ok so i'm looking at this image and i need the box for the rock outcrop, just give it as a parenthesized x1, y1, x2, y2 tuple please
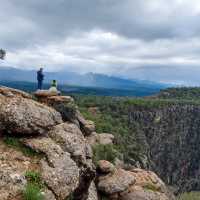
(0, 87, 62, 135)
(0, 86, 175, 200)
(97, 160, 175, 200)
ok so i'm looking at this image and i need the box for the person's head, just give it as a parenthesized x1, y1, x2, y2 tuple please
(39, 68, 43, 72)
(53, 80, 56, 83)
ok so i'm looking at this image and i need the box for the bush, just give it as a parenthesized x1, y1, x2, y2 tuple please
(92, 144, 119, 165)
(23, 183, 44, 200)
(177, 192, 200, 200)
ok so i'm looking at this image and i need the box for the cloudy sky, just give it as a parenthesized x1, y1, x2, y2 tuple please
(1, 0, 200, 85)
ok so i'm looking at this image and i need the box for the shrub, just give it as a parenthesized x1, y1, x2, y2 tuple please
(23, 183, 44, 200)
(177, 192, 200, 200)
(92, 144, 119, 165)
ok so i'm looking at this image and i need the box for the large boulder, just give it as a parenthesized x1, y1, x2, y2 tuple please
(121, 189, 170, 200)
(0, 86, 32, 99)
(0, 91, 63, 135)
(76, 111, 96, 136)
(98, 168, 135, 195)
(97, 161, 175, 200)
(47, 122, 96, 200)
(48, 122, 92, 164)
(23, 137, 80, 200)
(98, 160, 115, 174)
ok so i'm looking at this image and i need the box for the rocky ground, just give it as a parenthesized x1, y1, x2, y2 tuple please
(0, 86, 175, 200)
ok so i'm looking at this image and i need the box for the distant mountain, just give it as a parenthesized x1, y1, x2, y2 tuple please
(0, 66, 168, 90)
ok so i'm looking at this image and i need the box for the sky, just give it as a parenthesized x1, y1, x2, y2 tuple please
(1, 0, 200, 85)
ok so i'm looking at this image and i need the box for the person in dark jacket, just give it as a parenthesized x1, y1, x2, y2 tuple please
(37, 68, 44, 90)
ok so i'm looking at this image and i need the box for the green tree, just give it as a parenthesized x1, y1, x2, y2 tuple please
(0, 49, 6, 59)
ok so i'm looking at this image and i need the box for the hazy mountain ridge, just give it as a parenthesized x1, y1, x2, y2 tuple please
(0, 66, 168, 90)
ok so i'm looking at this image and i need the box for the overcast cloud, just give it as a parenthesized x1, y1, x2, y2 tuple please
(1, 0, 200, 85)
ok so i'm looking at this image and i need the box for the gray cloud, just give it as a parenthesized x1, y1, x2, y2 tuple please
(1, 0, 200, 85)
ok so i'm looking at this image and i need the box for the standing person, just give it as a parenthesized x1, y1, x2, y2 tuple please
(37, 68, 44, 90)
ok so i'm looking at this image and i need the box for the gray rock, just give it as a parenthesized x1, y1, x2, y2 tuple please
(121, 190, 169, 200)
(0, 86, 32, 99)
(23, 137, 80, 200)
(98, 168, 135, 195)
(48, 122, 92, 164)
(98, 160, 115, 174)
(77, 111, 95, 135)
(0, 94, 63, 135)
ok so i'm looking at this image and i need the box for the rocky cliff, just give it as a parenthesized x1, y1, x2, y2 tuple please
(128, 102, 200, 193)
(0, 86, 174, 200)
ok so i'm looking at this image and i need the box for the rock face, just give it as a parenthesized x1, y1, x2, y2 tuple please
(48, 122, 92, 164)
(0, 86, 32, 99)
(0, 87, 62, 135)
(0, 87, 175, 200)
(128, 104, 200, 192)
(97, 160, 175, 200)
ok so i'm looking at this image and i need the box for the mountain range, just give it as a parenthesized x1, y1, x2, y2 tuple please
(0, 66, 168, 91)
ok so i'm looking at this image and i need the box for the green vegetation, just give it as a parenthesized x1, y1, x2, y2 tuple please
(177, 192, 200, 200)
(23, 183, 44, 200)
(3, 136, 40, 157)
(92, 144, 119, 165)
(74, 95, 146, 166)
(143, 183, 160, 192)
(23, 171, 44, 200)
(25, 171, 43, 189)
(159, 87, 200, 100)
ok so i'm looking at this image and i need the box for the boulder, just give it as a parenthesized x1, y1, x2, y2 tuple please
(48, 122, 92, 163)
(48, 98, 78, 124)
(121, 189, 169, 200)
(96, 161, 175, 200)
(128, 168, 175, 200)
(98, 160, 115, 174)
(34, 90, 60, 98)
(98, 133, 115, 145)
(0, 94, 62, 135)
(98, 168, 135, 195)
(23, 137, 80, 200)
(47, 123, 96, 200)
(47, 95, 74, 104)
(77, 111, 96, 135)
(0, 86, 32, 99)
(86, 132, 114, 146)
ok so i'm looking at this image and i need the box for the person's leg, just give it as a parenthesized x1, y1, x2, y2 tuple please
(38, 81, 42, 90)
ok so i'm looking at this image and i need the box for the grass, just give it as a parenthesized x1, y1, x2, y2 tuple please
(23, 183, 44, 200)
(3, 136, 41, 157)
(177, 192, 200, 200)
(23, 171, 44, 200)
(25, 171, 43, 189)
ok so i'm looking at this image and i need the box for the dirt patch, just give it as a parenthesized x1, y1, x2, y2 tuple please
(0, 137, 41, 200)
